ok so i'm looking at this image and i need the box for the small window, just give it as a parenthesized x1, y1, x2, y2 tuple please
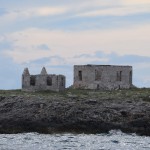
(95, 70, 101, 81)
(78, 71, 82, 81)
(47, 76, 52, 86)
(119, 71, 122, 81)
(129, 71, 132, 84)
(116, 71, 122, 81)
(56, 76, 58, 86)
(116, 72, 119, 81)
(97, 84, 100, 90)
(61, 77, 64, 86)
(30, 76, 36, 86)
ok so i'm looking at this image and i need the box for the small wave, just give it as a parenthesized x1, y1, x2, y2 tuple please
(0, 132, 149, 150)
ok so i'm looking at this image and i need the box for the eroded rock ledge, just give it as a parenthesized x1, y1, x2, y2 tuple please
(0, 89, 150, 136)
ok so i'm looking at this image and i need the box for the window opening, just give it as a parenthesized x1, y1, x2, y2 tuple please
(47, 76, 52, 86)
(97, 84, 100, 90)
(61, 77, 64, 86)
(95, 70, 101, 81)
(119, 71, 122, 81)
(117, 71, 122, 81)
(129, 71, 132, 84)
(78, 71, 82, 81)
(30, 76, 36, 86)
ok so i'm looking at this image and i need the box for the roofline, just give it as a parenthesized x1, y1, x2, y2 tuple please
(74, 64, 132, 67)
(28, 74, 65, 76)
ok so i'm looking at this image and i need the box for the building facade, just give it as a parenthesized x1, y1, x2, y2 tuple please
(22, 67, 65, 92)
(73, 65, 133, 90)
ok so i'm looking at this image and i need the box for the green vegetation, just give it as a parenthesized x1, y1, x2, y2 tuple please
(0, 88, 150, 101)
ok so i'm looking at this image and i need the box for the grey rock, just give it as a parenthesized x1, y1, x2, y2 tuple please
(0, 95, 150, 136)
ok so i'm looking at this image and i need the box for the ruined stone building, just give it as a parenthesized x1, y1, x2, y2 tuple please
(22, 67, 65, 92)
(73, 65, 133, 90)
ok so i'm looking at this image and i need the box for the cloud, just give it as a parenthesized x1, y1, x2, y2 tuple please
(108, 54, 150, 64)
(60, 0, 150, 18)
(28, 56, 66, 66)
(77, 6, 150, 17)
(122, 0, 150, 5)
(2, 22, 150, 64)
(0, 6, 68, 25)
(37, 44, 50, 50)
(0, 0, 149, 37)
(34, 7, 67, 16)
(75, 0, 150, 18)
(1, 0, 150, 27)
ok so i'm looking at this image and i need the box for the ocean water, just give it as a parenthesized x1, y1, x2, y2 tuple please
(0, 130, 150, 150)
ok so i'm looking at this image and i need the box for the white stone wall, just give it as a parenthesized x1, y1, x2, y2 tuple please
(73, 65, 133, 90)
(22, 73, 65, 92)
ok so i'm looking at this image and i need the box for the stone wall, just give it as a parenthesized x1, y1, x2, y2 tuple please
(22, 67, 65, 92)
(73, 65, 133, 90)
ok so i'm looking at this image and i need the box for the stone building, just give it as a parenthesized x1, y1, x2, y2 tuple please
(22, 67, 65, 92)
(73, 65, 133, 90)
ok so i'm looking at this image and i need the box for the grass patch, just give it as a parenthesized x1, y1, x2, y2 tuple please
(0, 88, 150, 101)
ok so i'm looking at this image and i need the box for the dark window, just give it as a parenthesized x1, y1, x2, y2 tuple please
(61, 77, 64, 86)
(47, 76, 52, 86)
(119, 71, 122, 81)
(116, 72, 119, 81)
(97, 84, 100, 90)
(95, 70, 101, 81)
(129, 71, 132, 84)
(117, 71, 122, 81)
(78, 71, 82, 81)
(30, 76, 36, 86)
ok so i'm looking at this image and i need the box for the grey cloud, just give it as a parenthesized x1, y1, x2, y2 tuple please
(37, 44, 50, 50)
(94, 51, 150, 64)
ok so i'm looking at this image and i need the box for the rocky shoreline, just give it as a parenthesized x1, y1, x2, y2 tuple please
(0, 89, 150, 136)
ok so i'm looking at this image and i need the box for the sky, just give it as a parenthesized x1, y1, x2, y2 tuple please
(0, 0, 150, 89)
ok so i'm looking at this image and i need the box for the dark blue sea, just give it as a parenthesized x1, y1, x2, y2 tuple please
(0, 130, 150, 150)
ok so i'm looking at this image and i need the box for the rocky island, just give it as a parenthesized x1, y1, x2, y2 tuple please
(0, 88, 150, 136)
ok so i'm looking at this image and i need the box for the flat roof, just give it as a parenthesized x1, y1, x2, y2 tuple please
(74, 64, 132, 67)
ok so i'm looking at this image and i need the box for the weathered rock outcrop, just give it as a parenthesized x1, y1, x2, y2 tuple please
(0, 89, 150, 136)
